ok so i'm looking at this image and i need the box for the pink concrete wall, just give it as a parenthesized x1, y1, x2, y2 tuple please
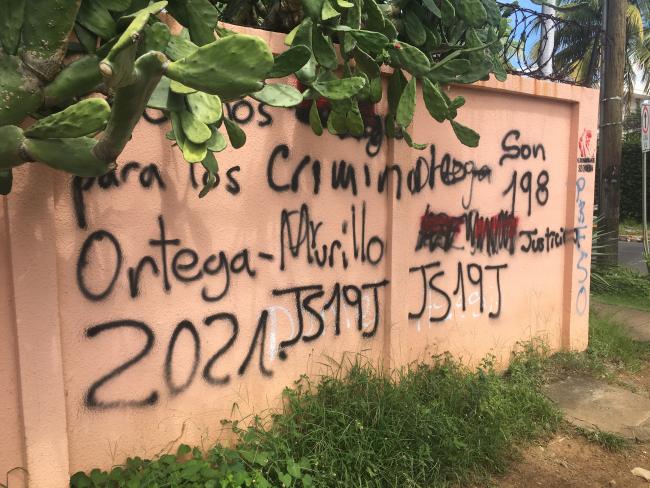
(0, 29, 598, 487)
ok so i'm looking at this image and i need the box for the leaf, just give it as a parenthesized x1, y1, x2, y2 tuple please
(457, 0, 488, 28)
(223, 118, 246, 149)
(0, 0, 25, 55)
(312, 29, 338, 70)
(451, 120, 480, 147)
(312, 76, 366, 100)
(207, 128, 227, 152)
(397, 76, 416, 128)
(337, 0, 354, 7)
(393, 41, 430, 77)
(180, 111, 212, 144)
(199, 152, 218, 198)
(402, 129, 427, 150)
(292, 19, 318, 84)
(403, 10, 426, 46)
(321, 0, 340, 20)
(267, 45, 312, 78)
(349, 30, 389, 55)
(25, 98, 110, 138)
(177, 444, 192, 456)
(303, 0, 325, 20)
(346, 100, 364, 136)
(387, 68, 407, 115)
(170, 79, 197, 94)
(165, 34, 273, 101)
(185, 0, 218, 46)
(165, 35, 198, 61)
(428, 58, 471, 83)
(0, 169, 12, 195)
(182, 140, 208, 162)
(309, 100, 323, 136)
(252, 84, 303, 107)
(77, 0, 117, 39)
(187, 92, 222, 124)
(102, 0, 132, 11)
(421, 78, 448, 123)
(353, 48, 380, 78)
(422, 0, 441, 17)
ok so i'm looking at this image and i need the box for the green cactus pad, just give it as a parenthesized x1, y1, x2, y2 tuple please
(0, 125, 26, 170)
(223, 118, 246, 149)
(457, 0, 488, 28)
(402, 129, 427, 150)
(187, 92, 223, 125)
(349, 30, 389, 55)
(292, 19, 318, 84)
(309, 100, 323, 136)
(387, 68, 407, 115)
(397, 76, 416, 128)
(180, 111, 212, 144)
(403, 10, 426, 46)
(170, 79, 197, 94)
(267, 46, 312, 79)
(0, 169, 12, 195)
(428, 58, 471, 83)
(77, 0, 117, 39)
(451, 120, 480, 147)
(312, 77, 366, 100)
(199, 151, 218, 198)
(252, 84, 303, 107)
(421, 78, 448, 123)
(43, 55, 103, 107)
(25, 98, 111, 139)
(0, 55, 43, 126)
(0, 0, 25, 55)
(24, 137, 114, 176)
(144, 22, 172, 52)
(207, 128, 227, 152)
(165, 34, 273, 101)
(21, 0, 84, 79)
(313, 29, 338, 70)
(346, 101, 364, 137)
(181, 140, 208, 163)
(165, 36, 199, 61)
(118, 0, 168, 28)
(393, 42, 431, 77)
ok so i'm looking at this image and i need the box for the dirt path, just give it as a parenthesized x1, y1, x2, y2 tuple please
(498, 363, 650, 487)
(497, 433, 650, 487)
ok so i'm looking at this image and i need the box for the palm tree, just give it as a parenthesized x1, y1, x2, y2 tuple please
(549, 0, 650, 109)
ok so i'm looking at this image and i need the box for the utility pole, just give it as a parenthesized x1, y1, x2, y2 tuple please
(598, 0, 627, 266)
(541, 0, 555, 77)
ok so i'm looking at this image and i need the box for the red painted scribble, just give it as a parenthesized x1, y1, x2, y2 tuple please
(578, 129, 594, 159)
(417, 207, 519, 256)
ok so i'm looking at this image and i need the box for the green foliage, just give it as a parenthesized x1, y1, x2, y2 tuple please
(0, 0, 508, 198)
(574, 427, 630, 452)
(71, 351, 559, 487)
(620, 138, 650, 222)
(547, 307, 650, 376)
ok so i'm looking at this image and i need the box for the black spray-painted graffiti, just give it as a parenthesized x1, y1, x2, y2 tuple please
(72, 123, 593, 409)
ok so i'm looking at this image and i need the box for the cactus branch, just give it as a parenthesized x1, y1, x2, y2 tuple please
(92, 51, 167, 163)
(42, 56, 103, 107)
(21, 0, 83, 81)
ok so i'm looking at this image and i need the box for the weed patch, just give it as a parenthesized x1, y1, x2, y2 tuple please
(574, 427, 630, 452)
(71, 354, 560, 488)
(546, 309, 650, 378)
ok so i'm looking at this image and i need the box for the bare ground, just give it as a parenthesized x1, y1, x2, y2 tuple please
(496, 365, 650, 487)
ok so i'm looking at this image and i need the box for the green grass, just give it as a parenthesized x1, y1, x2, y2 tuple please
(591, 265, 650, 311)
(546, 308, 650, 379)
(574, 427, 630, 452)
(71, 352, 561, 488)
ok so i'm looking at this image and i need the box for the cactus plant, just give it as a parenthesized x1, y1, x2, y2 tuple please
(0, 0, 507, 197)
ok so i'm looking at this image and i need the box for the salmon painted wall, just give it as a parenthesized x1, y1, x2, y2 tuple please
(0, 31, 598, 486)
